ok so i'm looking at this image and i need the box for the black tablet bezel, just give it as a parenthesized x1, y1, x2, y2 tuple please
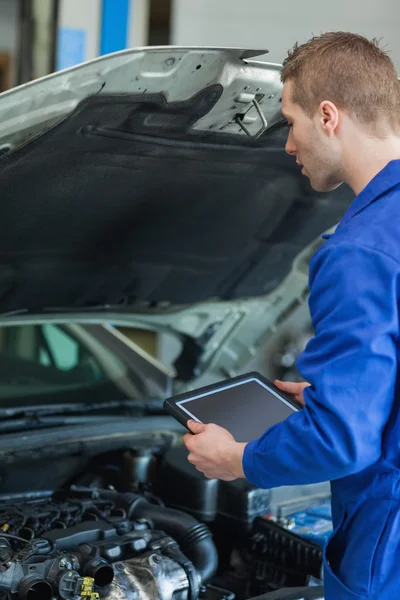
(163, 371, 302, 431)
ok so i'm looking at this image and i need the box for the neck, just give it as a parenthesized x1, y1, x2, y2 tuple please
(342, 134, 400, 196)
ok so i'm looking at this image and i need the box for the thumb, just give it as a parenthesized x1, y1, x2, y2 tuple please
(187, 419, 206, 434)
(274, 379, 298, 392)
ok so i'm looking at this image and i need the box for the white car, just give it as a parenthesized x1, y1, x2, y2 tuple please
(0, 46, 354, 600)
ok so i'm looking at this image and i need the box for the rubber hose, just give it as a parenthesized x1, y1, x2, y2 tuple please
(131, 499, 218, 584)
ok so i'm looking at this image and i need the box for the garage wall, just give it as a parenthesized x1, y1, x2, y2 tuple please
(128, 0, 151, 48)
(57, 0, 150, 69)
(57, 0, 102, 67)
(0, 0, 18, 54)
(0, 0, 18, 86)
(171, 0, 400, 70)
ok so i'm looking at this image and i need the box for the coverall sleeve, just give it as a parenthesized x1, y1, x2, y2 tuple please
(242, 240, 399, 488)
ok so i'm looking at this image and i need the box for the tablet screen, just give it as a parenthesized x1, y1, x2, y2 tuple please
(176, 376, 297, 442)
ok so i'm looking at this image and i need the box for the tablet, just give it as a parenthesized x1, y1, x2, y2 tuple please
(163, 371, 301, 442)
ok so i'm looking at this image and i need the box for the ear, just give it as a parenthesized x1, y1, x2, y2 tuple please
(318, 101, 339, 135)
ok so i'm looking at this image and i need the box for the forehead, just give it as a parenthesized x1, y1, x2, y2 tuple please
(281, 81, 295, 116)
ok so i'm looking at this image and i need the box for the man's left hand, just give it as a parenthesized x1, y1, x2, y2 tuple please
(183, 420, 247, 480)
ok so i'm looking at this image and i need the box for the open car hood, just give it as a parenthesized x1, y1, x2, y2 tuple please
(0, 46, 354, 383)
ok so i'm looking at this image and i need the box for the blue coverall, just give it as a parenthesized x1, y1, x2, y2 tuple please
(243, 160, 400, 600)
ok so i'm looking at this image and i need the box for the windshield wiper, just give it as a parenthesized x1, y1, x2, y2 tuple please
(0, 398, 166, 421)
(0, 399, 168, 433)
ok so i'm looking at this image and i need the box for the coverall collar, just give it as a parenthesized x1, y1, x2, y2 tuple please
(339, 159, 400, 229)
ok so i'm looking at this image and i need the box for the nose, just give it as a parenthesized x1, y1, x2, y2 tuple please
(285, 129, 297, 156)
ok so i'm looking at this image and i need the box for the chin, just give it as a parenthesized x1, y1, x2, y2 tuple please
(310, 179, 344, 193)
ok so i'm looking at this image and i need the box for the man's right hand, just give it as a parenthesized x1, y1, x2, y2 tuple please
(274, 379, 310, 407)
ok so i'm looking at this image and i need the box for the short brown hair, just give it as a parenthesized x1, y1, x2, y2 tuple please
(281, 32, 400, 130)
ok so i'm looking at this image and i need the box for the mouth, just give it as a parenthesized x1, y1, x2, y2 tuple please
(296, 161, 306, 175)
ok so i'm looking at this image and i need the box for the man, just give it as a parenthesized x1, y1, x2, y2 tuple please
(183, 32, 400, 600)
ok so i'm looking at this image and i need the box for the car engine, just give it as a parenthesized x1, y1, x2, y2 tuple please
(0, 442, 325, 600)
(0, 486, 217, 600)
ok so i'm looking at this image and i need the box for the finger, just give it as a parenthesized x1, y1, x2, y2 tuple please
(187, 452, 196, 465)
(187, 419, 206, 434)
(202, 471, 220, 480)
(274, 380, 302, 394)
(182, 433, 193, 448)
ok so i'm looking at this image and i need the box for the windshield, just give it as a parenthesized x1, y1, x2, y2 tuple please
(0, 323, 173, 409)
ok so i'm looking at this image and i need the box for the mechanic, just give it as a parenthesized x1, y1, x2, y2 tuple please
(183, 32, 400, 600)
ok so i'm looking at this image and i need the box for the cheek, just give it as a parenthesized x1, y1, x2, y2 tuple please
(292, 126, 305, 146)
(295, 127, 316, 156)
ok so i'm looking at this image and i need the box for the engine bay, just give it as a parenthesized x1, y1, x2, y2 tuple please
(0, 437, 325, 600)
(0, 487, 214, 600)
